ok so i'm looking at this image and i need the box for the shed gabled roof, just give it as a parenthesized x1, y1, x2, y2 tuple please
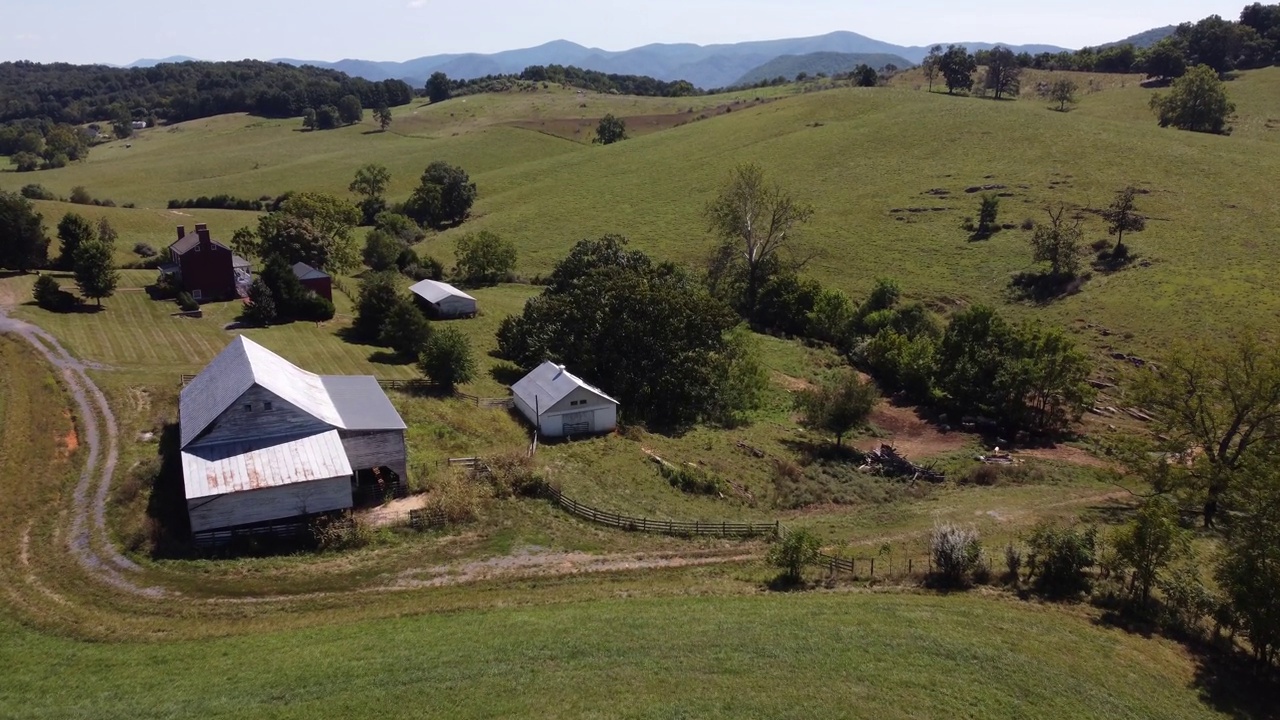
(321, 375, 407, 431)
(179, 336, 344, 448)
(292, 262, 330, 281)
(511, 361, 618, 416)
(170, 231, 233, 256)
(409, 279, 476, 304)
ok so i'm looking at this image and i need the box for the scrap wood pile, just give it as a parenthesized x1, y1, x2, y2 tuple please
(859, 444, 945, 483)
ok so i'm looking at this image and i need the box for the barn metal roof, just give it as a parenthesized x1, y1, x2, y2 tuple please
(511, 361, 618, 416)
(181, 430, 352, 499)
(409, 279, 476, 304)
(179, 336, 344, 448)
(292, 262, 330, 281)
(321, 376, 407, 431)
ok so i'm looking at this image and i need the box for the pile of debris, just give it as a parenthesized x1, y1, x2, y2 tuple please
(976, 447, 1020, 465)
(860, 444, 946, 483)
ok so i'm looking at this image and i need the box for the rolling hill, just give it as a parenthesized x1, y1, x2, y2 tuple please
(735, 51, 914, 85)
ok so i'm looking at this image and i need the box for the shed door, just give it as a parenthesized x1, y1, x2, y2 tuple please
(561, 411, 592, 435)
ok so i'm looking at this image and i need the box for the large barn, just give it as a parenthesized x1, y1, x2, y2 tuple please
(511, 361, 619, 438)
(179, 336, 407, 541)
(409, 279, 478, 319)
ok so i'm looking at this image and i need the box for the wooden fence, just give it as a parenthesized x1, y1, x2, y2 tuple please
(813, 551, 932, 579)
(543, 484, 778, 538)
(408, 508, 448, 530)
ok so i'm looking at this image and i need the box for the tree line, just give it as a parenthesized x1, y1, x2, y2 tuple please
(433, 64, 700, 100)
(0, 59, 414, 126)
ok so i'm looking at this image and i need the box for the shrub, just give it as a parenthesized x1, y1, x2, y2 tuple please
(132, 242, 157, 258)
(485, 452, 545, 498)
(311, 514, 374, 551)
(767, 528, 821, 583)
(292, 291, 335, 322)
(32, 275, 76, 312)
(19, 183, 55, 200)
(176, 292, 199, 311)
(1026, 522, 1097, 596)
(930, 523, 982, 587)
(423, 470, 483, 523)
(417, 326, 475, 389)
(658, 462, 722, 495)
(1005, 543, 1023, 581)
(13, 152, 40, 172)
(69, 186, 92, 204)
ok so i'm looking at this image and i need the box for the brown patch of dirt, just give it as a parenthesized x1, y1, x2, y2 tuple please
(356, 494, 429, 528)
(773, 371, 815, 392)
(857, 402, 970, 459)
(504, 99, 773, 142)
(1017, 444, 1112, 469)
(63, 411, 79, 455)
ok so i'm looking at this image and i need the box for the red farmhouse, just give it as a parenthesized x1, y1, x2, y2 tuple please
(160, 224, 252, 301)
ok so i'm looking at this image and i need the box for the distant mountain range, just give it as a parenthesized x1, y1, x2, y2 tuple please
(124, 27, 1175, 89)
(734, 52, 914, 86)
(1099, 25, 1177, 50)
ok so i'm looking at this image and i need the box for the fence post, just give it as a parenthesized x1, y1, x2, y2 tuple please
(870, 558, 875, 578)
(909, 558, 913, 575)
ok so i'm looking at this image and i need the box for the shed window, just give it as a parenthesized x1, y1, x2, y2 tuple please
(264, 401, 273, 411)
(243, 404, 252, 412)
(570, 400, 587, 407)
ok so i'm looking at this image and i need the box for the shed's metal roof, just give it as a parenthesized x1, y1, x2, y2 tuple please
(511, 361, 618, 415)
(181, 430, 352, 499)
(179, 336, 344, 448)
(409, 279, 476, 304)
(292, 262, 330, 281)
(321, 376, 407, 431)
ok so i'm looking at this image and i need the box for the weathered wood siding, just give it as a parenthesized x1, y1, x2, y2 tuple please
(186, 474, 351, 533)
(338, 430, 407, 476)
(190, 385, 329, 448)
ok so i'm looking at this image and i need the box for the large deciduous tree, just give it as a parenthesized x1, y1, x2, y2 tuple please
(497, 235, 762, 429)
(795, 371, 877, 448)
(336, 94, 363, 125)
(72, 239, 117, 306)
(262, 192, 361, 272)
(1028, 205, 1086, 277)
(0, 191, 49, 272)
(983, 46, 1022, 100)
(1134, 332, 1280, 528)
(418, 325, 475, 389)
(375, 104, 393, 132)
(1149, 64, 1235, 134)
(56, 212, 96, 269)
(349, 163, 391, 225)
(704, 162, 813, 321)
(939, 45, 977, 94)
(454, 230, 516, 286)
(425, 72, 451, 103)
(404, 161, 477, 229)
(593, 114, 628, 145)
(1215, 460, 1280, 665)
(353, 271, 403, 343)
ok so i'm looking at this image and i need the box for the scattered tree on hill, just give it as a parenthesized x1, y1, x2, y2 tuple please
(96, 217, 117, 245)
(337, 94, 363, 125)
(1101, 186, 1146, 259)
(418, 325, 475, 389)
(704, 163, 814, 322)
(12, 152, 39, 172)
(454, 230, 516, 285)
(976, 193, 1000, 238)
(593, 114, 628, 145)
(939, 45, 977, 94)
(1216, 460, 1280, 665)
(1026, 521, 1097, 596)
(375, 104, 393, 131)
(1134, 332, 1280, 528)
(1149, 64, 1235, 134)
(1111, 496, 1192, 606)
(110, 104, 133, 139)
(353, 271, 403, 342)
(853, 64, 879, 87)
(1142, 38, 1189, 80)
(1043, 78, 1079, 111)
(242, 278, 278, 326)
(316, 105, 340, 130)
(923, 44, 943, 92)
(271, 192, 360, 272)
(32, 274, 74, 311)
(374, 211, 423, 244)
(404, 161, 477, 229)
(425, 72, 451, 103)
(767, 528, 821, 584)
(1028, 205, 1086, 277)
(497, 235, 759, 429)
(72, 239, 117, 306)
(0, 191, 49, 272)
(349, 163, 391, 224)
(42, 124, 89, 164)
(363, 229, 404, 272)
(381, 298, 432, 358)
(302, 107, 317, 130)
(795, 371, 877, 448)
(56, 212, 96, 269)
(983, 46, 1022, 99)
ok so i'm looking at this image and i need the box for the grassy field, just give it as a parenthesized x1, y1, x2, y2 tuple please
(0, 593, 1227, 720)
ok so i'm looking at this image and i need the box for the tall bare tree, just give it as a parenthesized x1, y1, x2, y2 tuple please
(704, 163, 813, 317)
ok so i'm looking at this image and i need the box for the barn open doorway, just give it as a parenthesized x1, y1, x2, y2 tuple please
(351, 466, 405, 507)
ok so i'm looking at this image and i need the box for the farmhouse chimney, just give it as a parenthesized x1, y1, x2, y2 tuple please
(195, 223, 210, 251)
(176, 225, 186, 240)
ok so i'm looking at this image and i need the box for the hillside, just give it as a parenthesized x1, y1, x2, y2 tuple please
(734, 51, 914, 85)
(1100, 25, 1178, 49)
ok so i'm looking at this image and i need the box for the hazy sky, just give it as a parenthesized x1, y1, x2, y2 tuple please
(1, 0, 1247, 65)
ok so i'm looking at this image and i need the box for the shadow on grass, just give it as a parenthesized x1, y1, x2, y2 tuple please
(489, 361, 525, 386)
(369, 349, 415, 366)
(145, 423, 192, 558)
(1008, 270, 1090, 304)
(779, 438, 866, 464)
(765, 573, 811, 592)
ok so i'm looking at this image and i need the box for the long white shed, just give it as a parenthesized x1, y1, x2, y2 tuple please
(409, 279, 477, 319)
(511, 361, 619, 438)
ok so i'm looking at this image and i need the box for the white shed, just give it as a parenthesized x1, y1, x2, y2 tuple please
(409, 279, 477, 319)
(511, 361, 619, 438)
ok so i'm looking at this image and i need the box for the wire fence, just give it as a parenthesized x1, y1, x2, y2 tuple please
(543, 484, 779, 538)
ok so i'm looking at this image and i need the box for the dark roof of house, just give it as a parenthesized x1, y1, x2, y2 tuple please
(292, 262, 330, 281)
(170, 230, 233, 256)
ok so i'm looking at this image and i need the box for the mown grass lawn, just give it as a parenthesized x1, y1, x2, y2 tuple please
(0, 592, 1226, 720)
